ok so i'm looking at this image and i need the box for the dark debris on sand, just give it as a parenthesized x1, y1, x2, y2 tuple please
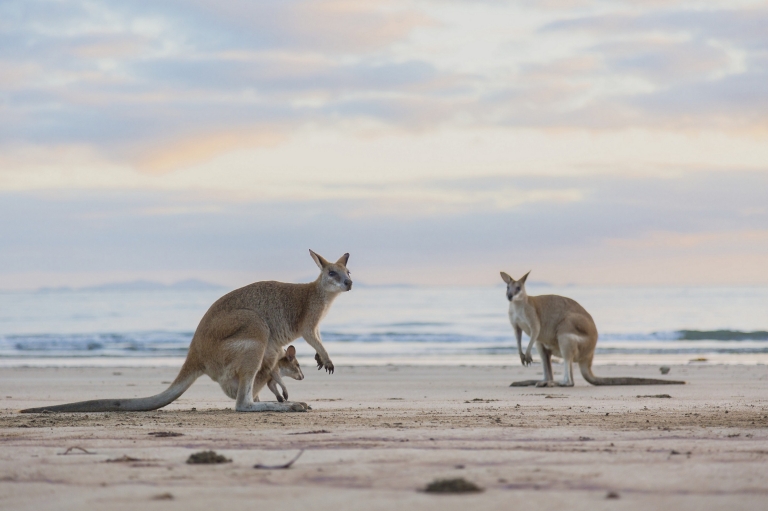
(106, 455, 142, 463)
(186, 451, 231, 464)
(423, 477, 484, 494)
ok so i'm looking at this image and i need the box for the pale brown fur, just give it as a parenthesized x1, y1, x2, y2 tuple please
(21, 250, 352, 413)
(262, 345, 304, 403)
(501, 271, 685, 387)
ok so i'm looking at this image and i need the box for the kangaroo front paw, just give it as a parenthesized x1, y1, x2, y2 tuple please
(282, 390, 289, 400)
(315, 353, 334, 373)
(276, 395, 284, 402)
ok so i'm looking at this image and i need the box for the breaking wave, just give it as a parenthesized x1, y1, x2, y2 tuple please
(2, 329, 767, 360)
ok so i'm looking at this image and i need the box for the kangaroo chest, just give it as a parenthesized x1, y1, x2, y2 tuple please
(508, 304, 532, 335)
(508, 302, 560, 349)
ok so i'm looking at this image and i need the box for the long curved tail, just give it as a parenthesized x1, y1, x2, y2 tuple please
(579, 361, 685, 386)
(20, 359, 202, 413)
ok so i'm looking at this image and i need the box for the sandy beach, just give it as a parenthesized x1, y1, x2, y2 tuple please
(1, 363, 767, 510)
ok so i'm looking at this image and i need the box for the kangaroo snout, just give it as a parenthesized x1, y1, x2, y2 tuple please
(344, 278, 352, 290)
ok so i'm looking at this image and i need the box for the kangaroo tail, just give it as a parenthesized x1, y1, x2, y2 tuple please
(20, 359, 202, 413)
(579, 361, 685, 386)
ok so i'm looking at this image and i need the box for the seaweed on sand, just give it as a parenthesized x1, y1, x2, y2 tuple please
(423, 477, 484, 494)
(186, 451, 231, 464)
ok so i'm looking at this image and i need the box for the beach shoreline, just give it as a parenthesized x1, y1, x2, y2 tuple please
(2, 352, 767, 368)
(1, 364, 767, 510)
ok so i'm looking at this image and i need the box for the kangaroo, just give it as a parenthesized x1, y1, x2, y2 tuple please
(21, 250, 352, 413)
(264, 345, 304, 403)
(501, 271, 685, 387)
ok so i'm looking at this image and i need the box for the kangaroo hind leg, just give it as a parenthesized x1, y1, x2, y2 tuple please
(233, 342, 307, 413)
(512, 344, 556, 387)
(251, 350, 303, 407)
(235, 362, 307, 412)
(556, 333, 584, 387)
(534, 344, 560, 387)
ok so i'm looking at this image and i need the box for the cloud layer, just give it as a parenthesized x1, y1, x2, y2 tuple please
(3, 0, 768, 170)
(2, 170, 766, 288)
(1, 0, 767, 287)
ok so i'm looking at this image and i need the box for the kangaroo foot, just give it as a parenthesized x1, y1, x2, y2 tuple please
(510, 380, 542, 387)
(289, 401, 309, 412)
(535, 380, 558, 388)
(236, 401, 309, 412)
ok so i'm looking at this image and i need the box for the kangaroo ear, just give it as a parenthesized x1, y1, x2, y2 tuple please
(309, 249, 329, 269)
(286, 345, 296, 359)
(500, 271, 512, 284)
(519, 271, 531, 285)
(336, 253, 350, 266)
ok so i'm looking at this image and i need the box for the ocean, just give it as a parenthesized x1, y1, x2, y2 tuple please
(1, 284, 767, 367)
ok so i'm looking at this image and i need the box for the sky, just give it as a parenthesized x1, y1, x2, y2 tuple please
(1, 0, 767, 289)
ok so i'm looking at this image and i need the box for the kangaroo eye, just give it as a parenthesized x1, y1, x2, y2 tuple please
(328, 271, 337, 277)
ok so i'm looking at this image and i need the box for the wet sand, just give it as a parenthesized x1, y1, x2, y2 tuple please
(1, 364, 767, 510)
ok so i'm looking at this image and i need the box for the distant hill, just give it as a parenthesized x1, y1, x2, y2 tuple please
(37, 279, 225, 293)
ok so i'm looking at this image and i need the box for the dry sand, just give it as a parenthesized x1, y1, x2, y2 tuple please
(1, 363, 767, 510)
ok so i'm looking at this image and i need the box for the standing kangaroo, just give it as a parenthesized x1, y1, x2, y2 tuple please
(501, 271, 684, 387)
(21, 250, 352, 413)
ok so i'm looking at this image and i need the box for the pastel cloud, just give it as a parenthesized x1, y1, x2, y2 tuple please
(178, 0, 430, 52)
(1, 0, 767, 289)
(1, 170, 766, 288)
(3, 0, 767, 172)
(524, 5, 768, 129)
